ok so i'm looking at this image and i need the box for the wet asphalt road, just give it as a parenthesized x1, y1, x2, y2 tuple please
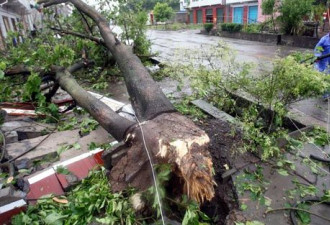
(147, 29, 310, 65)
(146, 29, 329, 130)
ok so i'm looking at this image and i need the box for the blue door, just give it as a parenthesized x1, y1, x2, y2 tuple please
(248, 6, 258, 24)
(233, 7, 243, 24)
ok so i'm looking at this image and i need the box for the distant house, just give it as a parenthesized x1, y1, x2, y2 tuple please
(181, 0, 262, 24)
(0, 0, 71, 49)
(0, 0, 32, 49)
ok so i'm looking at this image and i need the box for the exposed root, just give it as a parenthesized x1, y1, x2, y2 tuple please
(105, 112, 215, 203)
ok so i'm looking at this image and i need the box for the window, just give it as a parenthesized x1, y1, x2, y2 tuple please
(206, 9, 213, 23)
(11, 18, 18, 31)
(3, 16, 10, 32)
(0, 25, 4, 49)
(197, 10, 202, 23)
(217, 8, 224, 23)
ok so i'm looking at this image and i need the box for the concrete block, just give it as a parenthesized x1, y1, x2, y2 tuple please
(25, 168, 64, 204)
(0, 199, 26, 225)
(5, 131, 18, 144)
(221, 168, 237, 182)
(0, 187, 26, 207)
(1, 121, 54, 133)
(191, 99, 236, 123)
(6, 126, 113, 165)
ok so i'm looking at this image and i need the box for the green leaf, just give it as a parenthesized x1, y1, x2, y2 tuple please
(277, 169, 289, 176)
(73, 143, 81, 150)
(56, 166, 71, 175)
(88, 142, 98, 151)
(296, 203, 311, 224)
(0, 62, 6, 70)
(240, 204, 248, 211)
(0, 70, 4, 80)
(44, 212, 67, 225)
(246, 221, 265, 225)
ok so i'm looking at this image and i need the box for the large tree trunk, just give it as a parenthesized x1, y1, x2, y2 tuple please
(37, 0, 215, 203)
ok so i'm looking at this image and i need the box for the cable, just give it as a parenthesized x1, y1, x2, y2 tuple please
(134, 116, 166, 225)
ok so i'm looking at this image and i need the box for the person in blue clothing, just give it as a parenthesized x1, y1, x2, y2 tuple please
(314, 32, 330, 99)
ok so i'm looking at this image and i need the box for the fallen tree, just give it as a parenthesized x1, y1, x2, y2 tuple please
(8, 0, 216, 205)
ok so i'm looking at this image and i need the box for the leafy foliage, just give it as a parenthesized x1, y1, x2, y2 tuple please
(153, 2, 174, 22)
(262, 0, 276, 15)
(142, 0, 180, 11)
(12, 168, 136, 225)
(242, 24, 262, 33)
(220, 23, 243, 32)
(113, 0, 151, 55)
(155, 42, 328, 160)
(203, 23, 214, 33)
(278, 0, 314, 34)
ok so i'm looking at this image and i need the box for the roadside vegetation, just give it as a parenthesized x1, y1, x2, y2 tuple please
(148, 23, 203, 31)
(0, 1, 329, 225)
(214, 0, 327, 35)
(152, 42, 330, 224)
(0, 1, 212, 225)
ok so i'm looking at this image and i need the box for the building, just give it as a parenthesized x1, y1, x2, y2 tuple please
(0, 0, 33, 49)
(181, 0, 261, 24)
(0, 1, 72, 49)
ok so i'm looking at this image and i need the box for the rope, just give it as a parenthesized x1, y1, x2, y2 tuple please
(134, 116, 166, 225)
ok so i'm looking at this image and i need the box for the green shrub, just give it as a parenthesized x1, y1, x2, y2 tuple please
(243, 24, 261, 33)
(204, 23, 214, 33)
(221, 23, 243, 32)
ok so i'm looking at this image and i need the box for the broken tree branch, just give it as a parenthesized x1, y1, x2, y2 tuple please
(5, 65, 56, 77)
(53, 64, 135, 141)
(48, 0, 175, 121)
(38, 0, 68, 8)
(40, 0, 215, 203)
(77, 8, 94, 35)
(50, 27, 105, 45)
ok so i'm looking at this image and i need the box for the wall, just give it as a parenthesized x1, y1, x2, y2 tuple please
(0, 8, 21, 38)
(189, 0, 224, 8)
(217, 31, 319, 49)
(257, 0, 267, 22)
(175, 12, 188, 23)
(226, 0, 256, 3)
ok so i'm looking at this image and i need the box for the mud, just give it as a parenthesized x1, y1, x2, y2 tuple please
(198, 118, 242, 224)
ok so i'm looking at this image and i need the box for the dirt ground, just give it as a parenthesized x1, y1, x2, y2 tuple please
(198, 118, 242, 224)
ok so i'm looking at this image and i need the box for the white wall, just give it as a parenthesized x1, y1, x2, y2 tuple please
(226, 0, 255, 4)
(188, 0, 224, 8)
(0, 8, 21, 38)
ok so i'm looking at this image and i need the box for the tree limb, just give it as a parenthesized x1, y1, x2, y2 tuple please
(44, 0, 175, 121)
(53, 64, 135, 141)
(77, 8, 94, 35)
(38, 0, 68, 8)
(50, 27, 105, 45)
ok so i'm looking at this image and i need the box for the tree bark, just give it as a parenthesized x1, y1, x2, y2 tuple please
(68, 0, 175, 121)
(54, 65, 135, 141)
(39, 0, 215, 203)
(50, 27, 105, 46)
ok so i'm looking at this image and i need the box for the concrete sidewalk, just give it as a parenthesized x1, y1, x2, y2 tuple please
(289, 98, 330, 131)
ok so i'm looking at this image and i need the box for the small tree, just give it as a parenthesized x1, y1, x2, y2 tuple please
(153, 2, 173, 23)
(262, 0, 276, 32)
(279, 0, 314, 35)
